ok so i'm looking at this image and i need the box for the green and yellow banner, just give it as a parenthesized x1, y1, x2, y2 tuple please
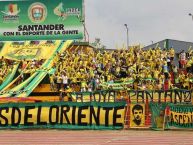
(0, 40, 62, 60)
(0, 101, 126, 129)
(150, 103, 193, 129)
(169, 105, 193, 128)
(0, 0, 83, 41)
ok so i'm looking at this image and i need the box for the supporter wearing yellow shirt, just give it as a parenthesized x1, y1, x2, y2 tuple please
(107, 74, 111, 82)
(111, 54, 115, 61)
(174, 74, 180, 85)
(139, 71, 145, 80)
(153, 69, 160, 80)
(147, 73, 152, 78)
(183, 76, 190, 89)
(149, 61, 155, 69)
(76, 71, 81, 80)
(146, 81, 154, 90)
(106, 53, 111, 61)
(71, 77, 77, 84)
(74, 55, 79, 64)
(186, 59, 192, 73)
(179, 73, 185, 84)
(169, 47, 175, 60)
(115, 66, 120, 75)
(89, 69, 95, 78)
(81, 80, 87, 92)
(66, 66, 71, 73)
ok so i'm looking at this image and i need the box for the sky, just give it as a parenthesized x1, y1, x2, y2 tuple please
(85, 0, 193, 49)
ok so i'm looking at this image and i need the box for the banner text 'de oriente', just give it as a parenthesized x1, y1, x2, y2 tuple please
(0, 102, 126, 129)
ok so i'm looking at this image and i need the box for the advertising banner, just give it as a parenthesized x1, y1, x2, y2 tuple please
(0, 0, 84, 41)
(130, 104, 145, 127)
(0, 101, 125, 129)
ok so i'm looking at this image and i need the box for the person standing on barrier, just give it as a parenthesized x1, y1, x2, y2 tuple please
(62, 72, 68, 90)
(132, 104, 143, 126)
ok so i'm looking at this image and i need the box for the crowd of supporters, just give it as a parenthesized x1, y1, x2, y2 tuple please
(1, 46, 193, 93)
(50, 47, 193, 92)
